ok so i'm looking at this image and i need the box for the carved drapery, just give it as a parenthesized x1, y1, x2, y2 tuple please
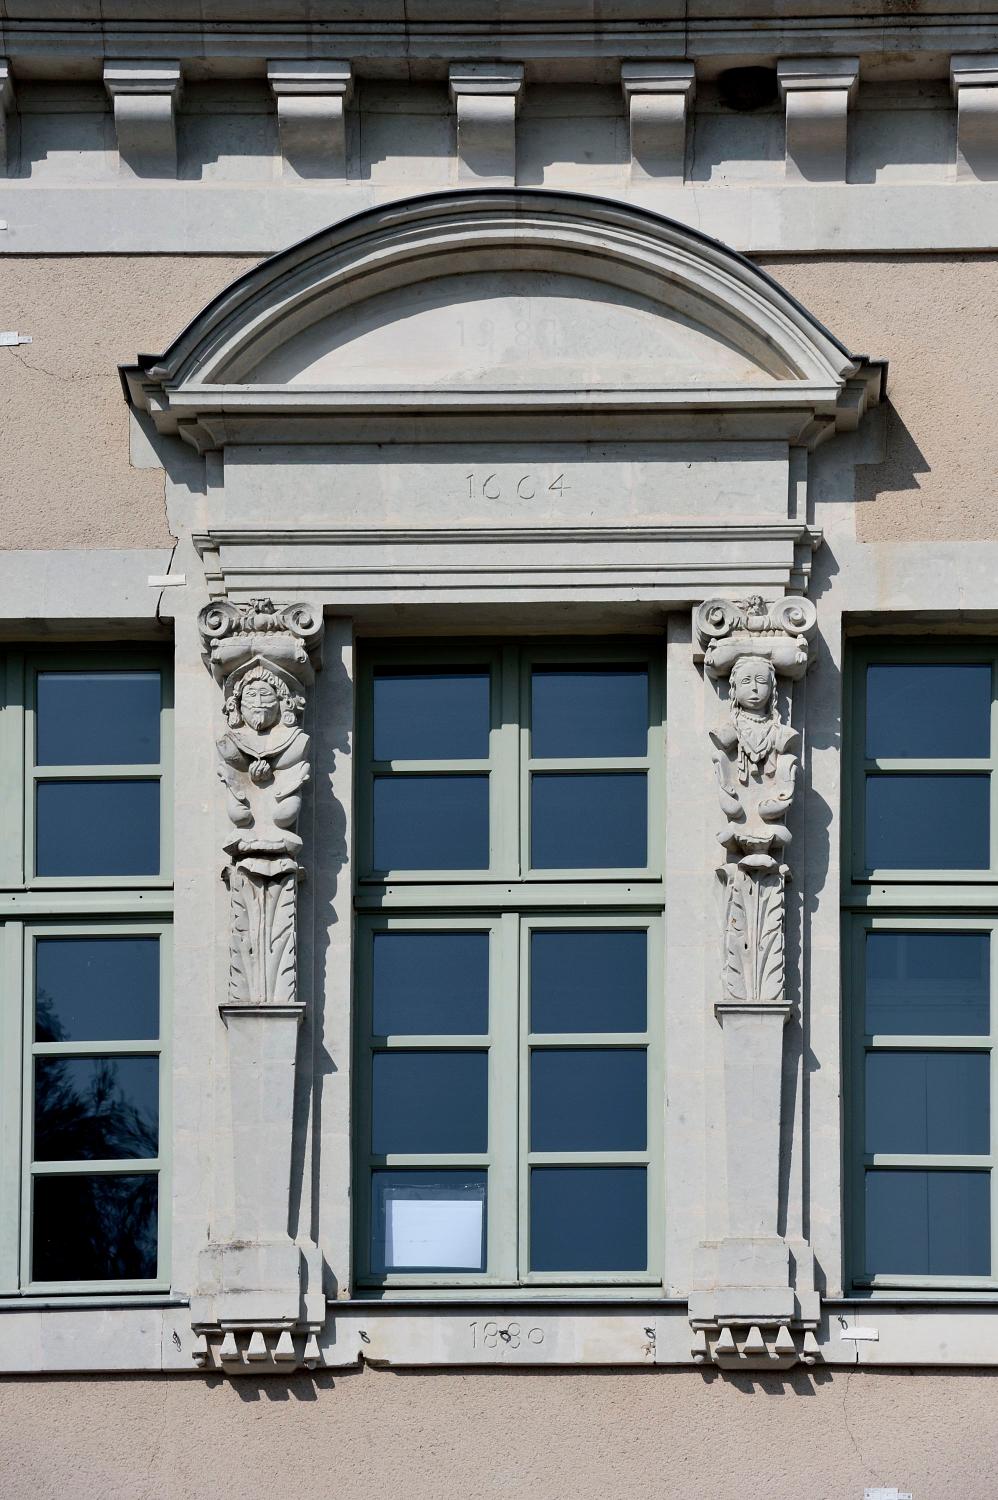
(193, 597, 325, 1373)
(690, 594, 821, 1370)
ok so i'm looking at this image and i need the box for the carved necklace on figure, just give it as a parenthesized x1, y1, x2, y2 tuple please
(731, 703, 781, 782)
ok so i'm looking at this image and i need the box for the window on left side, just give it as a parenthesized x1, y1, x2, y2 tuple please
(0, 651, 172, 1293)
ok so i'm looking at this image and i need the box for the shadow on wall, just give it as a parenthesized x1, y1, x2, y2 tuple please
(854, 399, 931, 504)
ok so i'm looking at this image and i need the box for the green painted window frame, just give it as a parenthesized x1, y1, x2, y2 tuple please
(845, 641, 998, 1293)
(354, 639, 666, 1294)
(0, 649, 173, 1296)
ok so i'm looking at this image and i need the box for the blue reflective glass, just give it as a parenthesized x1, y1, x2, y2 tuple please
(35, 935, 160, 1042)
(530, 1049, 646, 1151)
(371, 1051, 488, 1154)
(530, 1166, 647, 1272)
(865, 1052, 989, 1155)
(373, 669, 490, 761)
(531, 929, 647, 1034)
(36, 780, 161, 877)
(36, 670, 161, 767)
(866, 664, 991, 760)
(373, 775, 489, 871)
(373, 931, 489, 1036)
(32, 1173, 158, 1281)
(865, 775, 989, 870)
(865, 1169, 990, 1277)
(371, 1170, 487, 1274)
(865, 931, 989, 1036)
(35, 1056, 159, 1161)
(531, 773, 647, 869)
(531, 666, 648, 758)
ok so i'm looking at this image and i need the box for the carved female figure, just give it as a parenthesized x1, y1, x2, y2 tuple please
(216, 662, 310, 875)
(710, 654, 798, 864)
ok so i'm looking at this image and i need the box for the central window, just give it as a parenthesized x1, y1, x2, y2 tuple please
(354, 640, 664, 1290)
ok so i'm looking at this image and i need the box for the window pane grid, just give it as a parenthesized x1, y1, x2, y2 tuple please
(24, 921, 168, 1288)
(847, 644, 998, 1291)
(356, 643, 663, 1292)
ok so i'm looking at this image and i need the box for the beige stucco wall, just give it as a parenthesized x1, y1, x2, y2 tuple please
(0, 257, 254, 550)
(1, 252, 996, 550)
(761, 254, 998, 543)
(1, 1366, 997, 1499)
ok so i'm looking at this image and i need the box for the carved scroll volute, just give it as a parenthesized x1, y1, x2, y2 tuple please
(694, 594, 816, 1015)
(198, 598, 324, 1012)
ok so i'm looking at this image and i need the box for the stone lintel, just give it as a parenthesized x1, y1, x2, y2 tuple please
(103, 59, 182, 178)
(951, 54, 998, 181)
(777, 56, 859, 182)
(448, 63, 524, 185)
(620, 60, 695, 183)
(267, 59, 353, 179)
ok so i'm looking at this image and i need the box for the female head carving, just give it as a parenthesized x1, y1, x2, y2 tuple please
(730, 655, 776, 716)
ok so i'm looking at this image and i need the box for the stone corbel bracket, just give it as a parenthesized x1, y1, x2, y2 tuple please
(777, 57, 859, 182)
(192, 1326, 325, 1375)
(448, 63, 524, 184)
(690, 1323, 822, 1371)
(104, 60, 183, 177)
(0, 60, 13, 177)
(267, 59, 353, 179)
(951, 55, 998, 181)
(620, 60, 695, 183)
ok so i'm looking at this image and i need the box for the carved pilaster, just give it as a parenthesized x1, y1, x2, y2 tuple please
(690, 594, 820, 1365)
(192, 597, 325, 1372)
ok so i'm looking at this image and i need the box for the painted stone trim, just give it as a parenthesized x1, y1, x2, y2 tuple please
(690, 593, 820, 1366)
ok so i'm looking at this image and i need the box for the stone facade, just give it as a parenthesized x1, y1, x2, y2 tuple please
(3, 4, 998, 1496)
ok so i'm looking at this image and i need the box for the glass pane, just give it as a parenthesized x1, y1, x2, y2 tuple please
(35, 935, 159, 1043)
(531, 666, 648, 758)
(373, 775, 488, 871)
(373, 931, 488, 1036)
(865, 1169, 990, 1277)
(530, 1049, 646, 1151)
(530, 1166, 647, 1272)
(35, 1056, 159, 1161)
(36, 670, 161, 767)
(32, 1173, 158, 1281)
(531, 929, 647, 1033)
(865, 775, 989, 870)
(531, 773, 647, 869)
(371, 1051, 487, 1154)
(866, 663, 991, 760)
(373, 669, 490, 761)
(371, 1170, 487, 1273)
(865, 1052, 989, 1155)
(865, 931, 989, 1036)
(36, 780, 161, 877)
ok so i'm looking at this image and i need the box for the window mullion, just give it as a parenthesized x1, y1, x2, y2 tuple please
(0, 920, 23, 1291)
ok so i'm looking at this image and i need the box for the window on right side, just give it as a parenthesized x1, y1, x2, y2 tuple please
(846, 643, 997, 1290)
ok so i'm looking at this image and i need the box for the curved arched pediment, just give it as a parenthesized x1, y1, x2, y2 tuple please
(123, 190, 882, 449)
